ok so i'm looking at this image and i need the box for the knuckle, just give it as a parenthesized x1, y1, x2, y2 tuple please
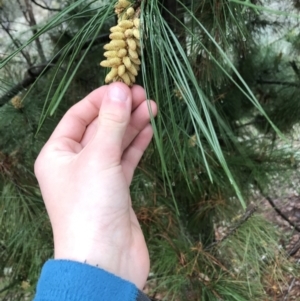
(100, 111, 127, 126)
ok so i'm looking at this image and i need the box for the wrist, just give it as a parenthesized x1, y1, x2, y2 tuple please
(53, 235, 123, 276)
(50, 215, 149, 290)
(53, 235, 148, 290)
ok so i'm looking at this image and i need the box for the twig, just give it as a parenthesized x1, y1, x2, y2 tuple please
(206, 205, 257, 250)
(149, 293, 160, 301)
(256, 184, 300, 259)
(283, 277, 296, 301)
(22, 0, 47, 63)
(287, 239, 300, 258)
(0, 280, 21, 294)
(161, 0, 179, 32)
(289, 61, 300, 81)
(255, 181, 300, 233)
(264, 195, 300, 233)
(0, 33, 109, 106)
(235, 116, 266, 129)
(0, 18, 32, 66)
(161, 0, 185, 49)
(31, 0, 61, 12)
(256, 79, 299, 87)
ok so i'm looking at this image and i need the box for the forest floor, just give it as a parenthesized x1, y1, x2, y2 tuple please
(259, 188, 300, 300)
(144, 125, 300, 301)
(144, 194, 300, 301)
(260, 125, 300, 300)
(260, 193, 300, 301)
(144, 193, 300, 300)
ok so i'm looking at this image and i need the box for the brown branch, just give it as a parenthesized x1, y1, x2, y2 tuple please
(0, 280, 21, 295)
(22, 0, 47, 63)
(256, 61, 300, 88)
(255, 181, 300, 233)
(31, 0, 61, 12)
(287, 239, 300, 258)
(206, 205, 257, 250)
(264, 195, 300, 233)
(283, 277, 296, 301)
(254, 183, 300, 262)
(161, 0, 185, 46)
(289, 60, 300, 81)
(0, 19, 32, 66)
(161, 0, 179, 32)
(256, 79, 299, 87)
(0, 33, 110, 106)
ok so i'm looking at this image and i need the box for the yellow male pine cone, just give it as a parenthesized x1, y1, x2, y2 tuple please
(11, 95, 23, 109)
(100, 0, 142, 86)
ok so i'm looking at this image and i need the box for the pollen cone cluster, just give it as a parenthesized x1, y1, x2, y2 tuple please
(11, 95, 23, 109)
(100, 0, 141, 86)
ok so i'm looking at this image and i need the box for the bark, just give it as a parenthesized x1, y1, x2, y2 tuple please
(23, 0, 47, 63)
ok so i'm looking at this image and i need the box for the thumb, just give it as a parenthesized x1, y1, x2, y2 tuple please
(85, 82, 132, 167)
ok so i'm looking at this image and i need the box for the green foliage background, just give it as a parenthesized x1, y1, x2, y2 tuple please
(0, 0, 300, 300)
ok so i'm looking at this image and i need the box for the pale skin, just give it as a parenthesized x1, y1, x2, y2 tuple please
(34, 83, 157, 290)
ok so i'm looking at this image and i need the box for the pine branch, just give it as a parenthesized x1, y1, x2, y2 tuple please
(0, 33, 109, 106)
(31, 0, 61, 12)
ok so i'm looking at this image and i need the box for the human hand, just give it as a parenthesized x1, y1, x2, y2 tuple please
(34, 83, 157, 290)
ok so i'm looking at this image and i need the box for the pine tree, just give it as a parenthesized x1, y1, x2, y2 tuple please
(0, 0, 300, 300)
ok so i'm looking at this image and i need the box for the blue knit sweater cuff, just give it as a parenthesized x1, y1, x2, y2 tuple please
(34, 260, 139, 301)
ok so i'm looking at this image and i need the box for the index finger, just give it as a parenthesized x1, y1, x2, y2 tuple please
(49, 84, 147, 144)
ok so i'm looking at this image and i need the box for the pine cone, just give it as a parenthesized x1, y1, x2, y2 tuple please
(100, 0, 141, 86)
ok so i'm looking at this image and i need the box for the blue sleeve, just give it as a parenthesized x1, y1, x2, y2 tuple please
(33, 260, 150, 301)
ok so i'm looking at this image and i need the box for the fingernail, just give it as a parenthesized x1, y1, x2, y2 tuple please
(108, 85, 128, 102)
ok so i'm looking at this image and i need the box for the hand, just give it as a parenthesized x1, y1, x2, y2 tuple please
(34, 83, 157, 290)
